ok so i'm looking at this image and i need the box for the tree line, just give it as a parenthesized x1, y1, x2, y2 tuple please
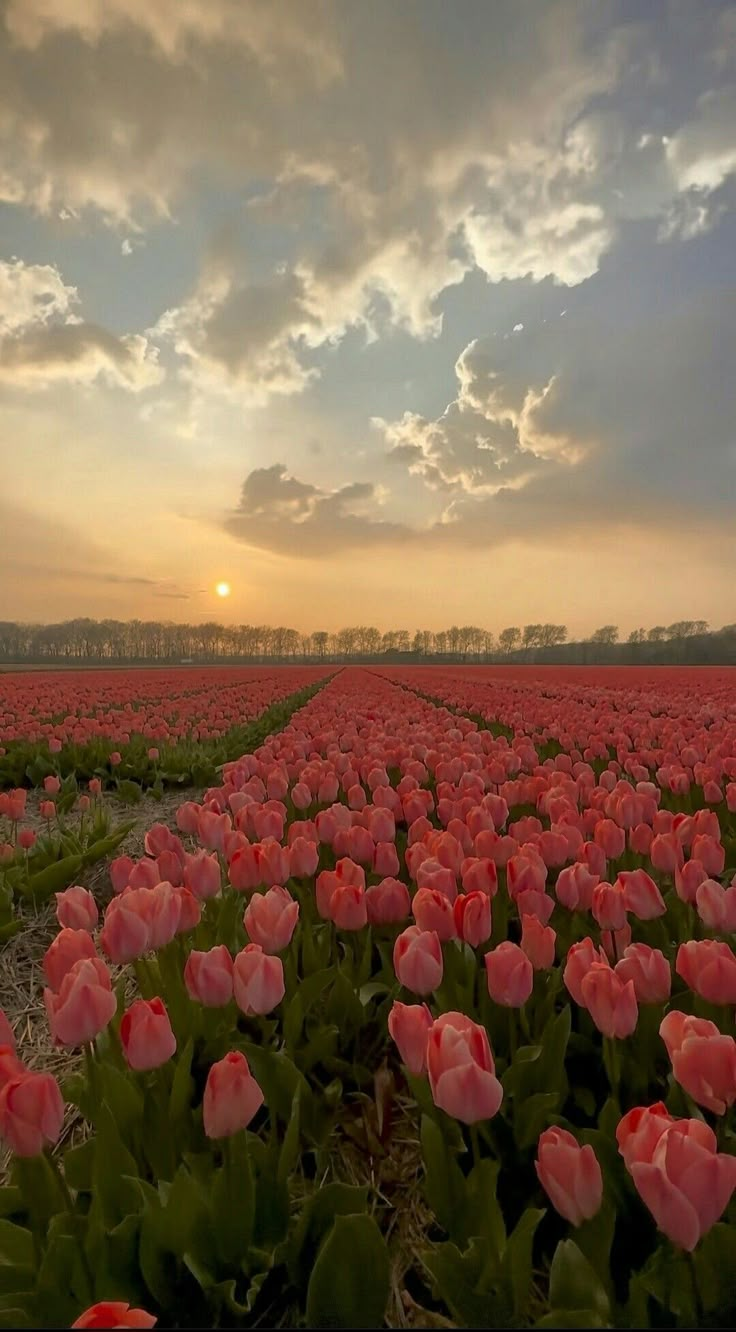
(0, 618, 735, 665)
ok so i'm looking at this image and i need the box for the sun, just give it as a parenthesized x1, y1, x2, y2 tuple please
(215, 581, 231, 598)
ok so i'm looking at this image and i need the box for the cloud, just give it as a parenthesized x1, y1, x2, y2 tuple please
(0, 322, 163, 390)
(154, 270, 321, 402)
(3, 0, 733, 409)
(223, 462, 411, 556)
(0, 259, 77, 335)
(377, 275, 736, 549)
(4, 0, 342, 80)
(666, 86, 736, 193)
(0, 258, 162, 390)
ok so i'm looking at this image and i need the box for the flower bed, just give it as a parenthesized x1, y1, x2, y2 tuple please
(1, 666, 736, 1328)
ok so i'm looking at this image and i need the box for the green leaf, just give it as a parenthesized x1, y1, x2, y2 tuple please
(514, 1091, 561, 1150)
(424, 1240, 509, 1329)
(0, 1190, 21, 1222)
(33, 1214, 89, 1328)
(277, 1088, 301, 1188)
(59, 1139, 96, 1195)
(21, 854, 83, 901)
(464, 1159, 505, 1254)
(306, 1213, 390, 1329)
(548, 1240, 610, 1322)
(535, 1309, 610, 1328)
(287, 1182, 368, 1288)
(421, 1115, 468, 1243)
(506, 1207, 546, 1319)
(169, 1039, 194, 1122)
(211, 1137, 254, 1268)
(0, 1221, 33, 1269)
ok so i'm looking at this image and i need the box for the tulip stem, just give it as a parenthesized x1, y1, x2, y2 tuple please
(687, 1250, 704, 1326)
(469, 1123, 482, 1171)
(45, 1150, 95, 1301)
(603, 1038, 620, 1097)
(84, 1042, 99, 1115)
(507, 1008, 517, 1062)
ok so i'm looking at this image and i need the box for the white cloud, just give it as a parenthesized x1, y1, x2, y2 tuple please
(666, 86, 736, 192)
(0, 324, 163, 390)
(0, 259, 162, 391)
(0, 259, 77, 335)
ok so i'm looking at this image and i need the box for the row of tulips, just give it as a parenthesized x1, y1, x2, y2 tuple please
(1, 666, 736, 1327)
(0, 667, 330, 792)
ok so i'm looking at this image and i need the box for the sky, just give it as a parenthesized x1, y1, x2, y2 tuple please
(0, 0, 735, 638)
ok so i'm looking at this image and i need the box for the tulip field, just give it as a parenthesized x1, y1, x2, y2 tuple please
(1, 664, 736, 1329)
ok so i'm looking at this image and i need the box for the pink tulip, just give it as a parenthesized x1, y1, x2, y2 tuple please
(592, 881, 627, 932)
(594, 819, 625, 860)
(617, 869, 666, 920)
(696, 879, 736, 932)
(0, 1071, 64, 1157)
(660, 1010, 736, 1115)
(521, 915, 556, 970)
(616, 1101, 675, 1171)
(413, 887, 457, 941)
(128, 858, 160, 890)
(536, 1127, 603, 1226)
(184, 946, 234, 1007)
(373, 841, 400, 877)
(516, 888, 555, 923)
(18, 829, 36, 851)
(44, 957, 116, 1047)
(120, 997, 176, 1071)
(485, 942, 534, 1007)
(615, 944, 671, 1004)
(388, 1001, 433, 1076)
(55, 886, 99, 933)
(100, 890, 150, 964)
(175, 802, 202, 835)
(229, 844, 262, 891)
(43, 929, 97, 992)
(675, 858, 708, 904)
(365, 877, 410, 925)
(691, 834, 725, 878)
(453, 891, 492, 948)
(460, 857, 498, 897)
(564, 937, 609, 1005)
(506, 852, 546, 900)
(650, 832, 684, 876)
(415, 860, 457, 900)
(676, 940, 736, 1005)
(233, 944, 285, 1015)
(555, 862, 598, 911)
(203, 1051, 264, 1138)
(426, 1012, 503, 1123)
(110, 855, 134, 894)
(146, 882, 181, 950)
(618, 1105, 736, 1250)
(244, 885, 299, 952)
(581, 964, 638, 1038)
(289, 836, 320, 878)
(184, 850, 221, 901)
(393, 926, 444, 995)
